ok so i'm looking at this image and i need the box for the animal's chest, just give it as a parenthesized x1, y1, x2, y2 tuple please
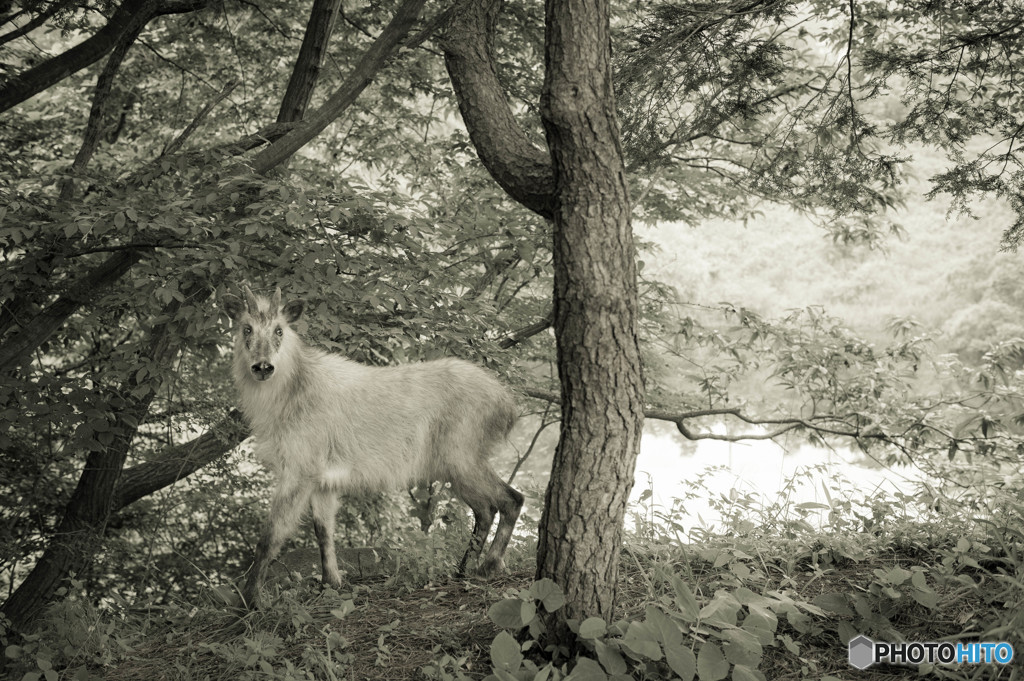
(250, 422, 327, 475)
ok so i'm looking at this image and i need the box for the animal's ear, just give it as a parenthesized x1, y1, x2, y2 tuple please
(243, 285, 260, 313)
(281, 299, 305, 324)
(222, 294, 245, 321)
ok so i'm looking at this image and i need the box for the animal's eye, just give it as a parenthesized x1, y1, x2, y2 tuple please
(275, 327, 283, 337)
(243, 325, 252, 335)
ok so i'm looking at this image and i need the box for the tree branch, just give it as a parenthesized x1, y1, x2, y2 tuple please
(520, 387, 900, 446)
(112, 410, 247, 510)
(276, 0, 343, 124)
(0, 250, 142, 372)
(250, 0, 426, 174)
(160, 79, 238, 157)
(0, 0, 208, 115)
(498, 311, 552, 349)
(438, 0, 555, 219)
(59, 16, 144, 200)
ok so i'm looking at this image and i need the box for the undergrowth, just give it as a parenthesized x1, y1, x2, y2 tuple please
(2, 468, 1021, 681)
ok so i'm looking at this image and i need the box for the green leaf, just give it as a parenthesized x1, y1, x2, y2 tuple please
(622, 622, 662, 660)
(910, 588, 938, 610)
(810, 592, 853, 616)
(529, 578, 566, 612)
(331, 600, 355, 620)
(488, 599, 528, 629)
(490, 631, 523, 672)
(664, 643, 696, 681)
(698, 592, 740, 628)
(645, 605, 683, 648)
(837, 621, 858, 644)
(566, 657, 606, 681)
(881, 566, 912, 585)
(696, 642, 728, 681)
(594, 640, 627, 675)
(731, 663, 766, 681)
(671, 576, 700, 621)
(720, 628, 762, 667)
(741, 604, 777, 644)
(579, 616, 607, 639)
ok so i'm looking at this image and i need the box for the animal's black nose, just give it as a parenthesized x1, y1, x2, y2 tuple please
(251, 362, 274, 380)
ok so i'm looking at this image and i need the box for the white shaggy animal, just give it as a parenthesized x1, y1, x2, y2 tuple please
(222, 286, 522, 609)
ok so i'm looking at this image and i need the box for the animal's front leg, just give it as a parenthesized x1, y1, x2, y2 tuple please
(311, 490, 344, 588)
(242, 479, 313, 609)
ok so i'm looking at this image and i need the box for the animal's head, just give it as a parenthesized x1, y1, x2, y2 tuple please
(222, 286, 305, 382)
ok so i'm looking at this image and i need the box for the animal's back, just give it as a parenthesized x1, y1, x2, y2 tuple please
(290, 354, 516, 490)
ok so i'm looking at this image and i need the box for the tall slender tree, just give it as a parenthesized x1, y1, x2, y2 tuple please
(443, 0, 644, 646)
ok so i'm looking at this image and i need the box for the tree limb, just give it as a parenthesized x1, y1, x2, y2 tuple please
(251, 0, 426, 174)
(520, 387, 898, 446)
(0, 0, 208, 115)
(59, 16, 144, 200)
(276, 0, 344, 124)
(499, 311, 552, 349)
(0, 250, 141, 372)
(438, 0, 555, 219)
(111, 410, 248, 510)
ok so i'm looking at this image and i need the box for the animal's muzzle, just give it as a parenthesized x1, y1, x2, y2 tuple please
(251, 362, 275, 381)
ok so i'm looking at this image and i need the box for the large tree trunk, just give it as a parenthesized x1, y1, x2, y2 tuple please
(535, 0, 645, 649)
(442, 0, 645, 647)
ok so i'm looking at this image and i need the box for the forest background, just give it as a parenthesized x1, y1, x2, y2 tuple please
(2, 0, 1024, 679)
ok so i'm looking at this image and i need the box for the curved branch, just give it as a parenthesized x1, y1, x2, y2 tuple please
(438, 0, 555, 218)
(520, 387, 898, 445)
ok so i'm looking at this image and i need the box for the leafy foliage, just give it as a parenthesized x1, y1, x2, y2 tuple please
(2, 0, 1024, 673)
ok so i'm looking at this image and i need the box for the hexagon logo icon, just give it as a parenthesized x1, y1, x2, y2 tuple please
(848, 635, 875, 670)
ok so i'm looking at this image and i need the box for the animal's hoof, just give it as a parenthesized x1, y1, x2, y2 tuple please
(321, 576, 346, 591)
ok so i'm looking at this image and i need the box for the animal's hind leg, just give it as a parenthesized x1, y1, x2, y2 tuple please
(243, 480, 313, 609)
(457, 502, 495, 577)
(310, 490, 344, 588)
(451, 478, 496, 577)
(477, 476, 524, 578)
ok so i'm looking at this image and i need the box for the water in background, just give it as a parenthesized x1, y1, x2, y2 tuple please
(629, 427, 926, 536)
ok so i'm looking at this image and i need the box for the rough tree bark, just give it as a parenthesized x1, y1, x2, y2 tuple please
(442, 0, 644, 649)
(536, 0, 645, 646)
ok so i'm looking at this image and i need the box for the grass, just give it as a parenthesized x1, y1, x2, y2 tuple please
(4, 471, 1021, 681)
